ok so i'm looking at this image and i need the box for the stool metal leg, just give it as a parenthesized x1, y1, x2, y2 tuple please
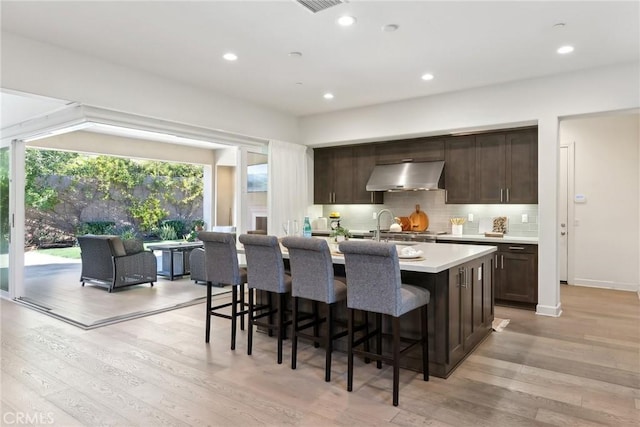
(277, 292, 285, 364)
(392, 316, 401, 407)
(325, 303, 334, 382)
(247, 287, 254, 355)
(231, 285, 238, 350)
(291, 296, 299, 370)
(422, 304, 429, 381)
(376, 313, 383, 369)
(347, 308, 355, 392)
(205, 282, 212, 343)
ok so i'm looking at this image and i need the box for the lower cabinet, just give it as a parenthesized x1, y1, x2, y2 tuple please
(494, 244, 538, 307)
(448, 255, 493, 370)
(400, 253, 494, 378)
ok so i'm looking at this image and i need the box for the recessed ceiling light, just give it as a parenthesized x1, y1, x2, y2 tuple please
(382, 24, 399, 32)
(337, 15, 356, 26)
(288, 51, 303, 57)
(557, 45, 574, 54)
(323, 93, 334, 100)
(223, 52, 238, 61)
(421, 73, 435, 81)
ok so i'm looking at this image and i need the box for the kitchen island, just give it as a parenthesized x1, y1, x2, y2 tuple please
(242, 240, 496, 378)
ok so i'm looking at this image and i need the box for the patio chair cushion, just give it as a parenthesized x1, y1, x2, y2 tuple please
(111, 238, 127, 257)
(122, 238, 145, 254)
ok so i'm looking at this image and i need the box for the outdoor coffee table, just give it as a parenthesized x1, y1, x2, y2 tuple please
(147, 242, 203, 281)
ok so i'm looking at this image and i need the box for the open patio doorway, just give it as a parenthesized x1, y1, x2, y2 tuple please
(19, 146, 228, 328)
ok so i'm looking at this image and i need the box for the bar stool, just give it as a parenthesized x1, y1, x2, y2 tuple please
(281, 237, 348, 382)
(198, 231, 248, 350)
(238, 234, 292, 364)
(339, 240, 430, 407)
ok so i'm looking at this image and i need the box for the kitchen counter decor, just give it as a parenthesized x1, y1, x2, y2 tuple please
(450, 217, 465, 235)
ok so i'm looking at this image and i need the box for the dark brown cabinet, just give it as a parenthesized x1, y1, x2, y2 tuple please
(445, 127, 538, 204)
(313, 145, 383, 205)
(447, 254, 493, 371)
(375, 137, 445, 165)
(494, 244, 538, 306)
(401, 253, 493, 378)
(444, 135, 476, 203)
(475, 129, 538, 204)
(505, 130, 538, 204)
(438, 239, 538, 309)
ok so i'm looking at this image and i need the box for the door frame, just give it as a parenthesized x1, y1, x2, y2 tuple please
(0, 139, 26, 300)
(559, 143, 575, 285)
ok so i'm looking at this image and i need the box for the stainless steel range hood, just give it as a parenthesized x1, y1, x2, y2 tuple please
(366, 161, 445, 191)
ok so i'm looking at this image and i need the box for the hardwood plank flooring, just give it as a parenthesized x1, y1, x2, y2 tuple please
(2, 284, 639, 426)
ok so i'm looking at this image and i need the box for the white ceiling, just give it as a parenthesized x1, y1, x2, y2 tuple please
(1, 1, 639, 120)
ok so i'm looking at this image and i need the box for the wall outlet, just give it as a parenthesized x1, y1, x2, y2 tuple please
(372, 212, 377, 220)
(521, 214, 528, 223)
(468, 213, 474, 222)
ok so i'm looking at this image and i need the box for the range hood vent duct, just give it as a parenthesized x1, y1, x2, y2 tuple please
(366, 161, 445, 191)
(296, 0, 346, 14)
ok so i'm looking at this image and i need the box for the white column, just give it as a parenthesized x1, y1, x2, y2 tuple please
(536, 116, 562, 316)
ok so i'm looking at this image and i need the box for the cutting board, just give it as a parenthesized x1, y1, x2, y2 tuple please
(398, 216, 412, 231)
(409, 204, 429, 231)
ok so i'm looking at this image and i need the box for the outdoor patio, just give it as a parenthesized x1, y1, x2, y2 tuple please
(20, 251, 230, 329)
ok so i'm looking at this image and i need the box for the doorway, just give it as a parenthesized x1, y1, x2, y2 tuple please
(559, 145, 571, 283)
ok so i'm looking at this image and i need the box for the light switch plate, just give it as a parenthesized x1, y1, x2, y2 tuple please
(522, 214, 528, 223)
(468, 213, 474, 222)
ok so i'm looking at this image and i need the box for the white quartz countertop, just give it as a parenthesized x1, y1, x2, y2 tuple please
(436, 234, 538, 245)
(240, 240, 496, 275)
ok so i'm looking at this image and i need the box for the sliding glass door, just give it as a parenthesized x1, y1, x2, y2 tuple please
(1, 144, 10, 293)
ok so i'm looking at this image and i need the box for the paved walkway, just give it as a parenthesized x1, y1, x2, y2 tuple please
(24, 251, 81, 266)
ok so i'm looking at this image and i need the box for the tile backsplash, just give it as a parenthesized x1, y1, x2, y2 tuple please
(317, 190, 538, 237)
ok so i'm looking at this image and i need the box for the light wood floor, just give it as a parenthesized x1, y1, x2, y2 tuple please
(1, 285, 638, 426)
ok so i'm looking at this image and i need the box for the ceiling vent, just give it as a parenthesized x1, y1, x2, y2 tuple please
(296, 0, 346, 14)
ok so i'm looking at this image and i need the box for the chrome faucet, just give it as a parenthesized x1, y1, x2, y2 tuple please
(375, 209, 395, 242)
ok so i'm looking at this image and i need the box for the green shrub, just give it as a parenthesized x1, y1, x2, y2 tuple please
(119, 228, 137, 240)
(78, 221, 116, 235)
(162, 219, 186, 237)
(158, 223, 178, 240)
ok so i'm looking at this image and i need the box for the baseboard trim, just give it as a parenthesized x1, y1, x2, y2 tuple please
(536, 303, 563, 317)
(571, 279, 638, 292)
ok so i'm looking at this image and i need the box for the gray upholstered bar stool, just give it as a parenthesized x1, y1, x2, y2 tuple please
(281, 236, 348, 382)
(238, 234, 292, 364)
(339, 240, 430, 407)
(198, 231, 248, 350)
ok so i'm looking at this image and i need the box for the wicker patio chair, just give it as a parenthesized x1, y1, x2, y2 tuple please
(77, 235, 157, 292)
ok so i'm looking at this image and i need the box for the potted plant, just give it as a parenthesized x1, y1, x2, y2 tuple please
(331, 226, 352, 242)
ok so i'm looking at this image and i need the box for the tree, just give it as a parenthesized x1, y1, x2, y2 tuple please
(24, 148, 204, 245)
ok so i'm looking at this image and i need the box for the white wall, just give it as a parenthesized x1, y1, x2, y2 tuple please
(1, 33, 299, 144)
(300, 62, 640, 316)
(560, 112, 640, 292)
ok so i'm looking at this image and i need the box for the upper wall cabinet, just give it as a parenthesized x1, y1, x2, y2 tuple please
(375, 137, 445, 165)
(444, 135, 476, 204)
(313, 145, 383, 205)
(446, 127, 538, 204)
